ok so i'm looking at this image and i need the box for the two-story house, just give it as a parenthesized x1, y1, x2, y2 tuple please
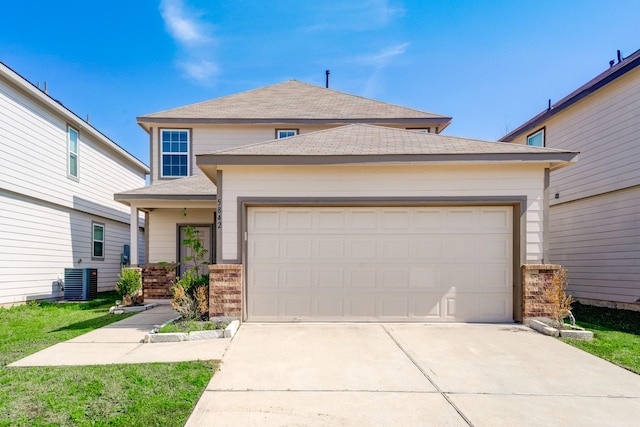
(117, 80, 577, 322)
(500, 48, 640, 311)
(0, 62, 149, 306)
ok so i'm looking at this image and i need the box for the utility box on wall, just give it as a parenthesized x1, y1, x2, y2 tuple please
(64, 268, 98, 301)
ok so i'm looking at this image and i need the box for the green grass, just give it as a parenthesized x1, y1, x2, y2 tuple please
(0, 293, 218, 426)
(160, 319, 227, 333)
(561, 302, 640, 374)
(0, 361, 217, 427)
(0, 292, 133, 367)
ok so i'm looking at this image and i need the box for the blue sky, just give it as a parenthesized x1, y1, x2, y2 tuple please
(2, 0, 639, 164)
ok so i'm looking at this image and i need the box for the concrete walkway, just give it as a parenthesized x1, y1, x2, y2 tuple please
(9, 300, 230, 366)
(186, 323, 640, 427)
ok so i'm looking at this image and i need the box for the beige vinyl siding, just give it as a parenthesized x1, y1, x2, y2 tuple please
(549, 186, 640, 304)
(150, 124, 414, 183)
(0, 68, 147, 305)
(147, 208, 214, 263)
(511, 67, 640, 205)
(0, 191, 135, 305)
(0, 78, 146, 224)
(218, 163, 546, 263)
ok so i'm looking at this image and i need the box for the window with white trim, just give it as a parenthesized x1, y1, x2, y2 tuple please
(68, 127, 79, 178)
(527, 128, 545, 147)
(276, 129, 298, 139)
(161, 129, 189, 177)
(92, 222, 105, 260)
(407, 128, 431, 133)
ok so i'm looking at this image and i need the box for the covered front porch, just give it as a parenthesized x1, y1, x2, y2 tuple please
(115, 174, 217, 299)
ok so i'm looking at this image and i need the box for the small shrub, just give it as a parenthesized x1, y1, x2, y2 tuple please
(115, 268, 142, 306)
(544, 267, 573, 329)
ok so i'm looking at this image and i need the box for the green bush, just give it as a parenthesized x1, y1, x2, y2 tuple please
(115, 268, 142, 305)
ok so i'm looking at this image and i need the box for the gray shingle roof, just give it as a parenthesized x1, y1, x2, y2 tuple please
(115, 174, 216, 200)
(138, 80, 449, 123)
(203, 124, 577, 157)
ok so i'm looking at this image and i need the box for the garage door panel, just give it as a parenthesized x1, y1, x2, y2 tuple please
(478, 238, 511, 259)
(252, 210, 281, 230)
(382, 239, 410, 258)
(284, 238, 312, 259)
(414, 210, 445, 230)
(348, 297, 376, 317)
(412, 239, 443, 259)
(317, 210, 345, 229)
(350, 269, 377, 287)
(283, 296, 311, 317)
(283, 269, 312, 289)
(349, 240, 377, 259)
(315, 297, 344, 317)
(410, 268, 441, 288)
(380, 297, 409, 317)
(247, 206, 513, 322)
(381, 268, 409, 288)
(252, 238, 280, 260)
(350, 211, 377, 229)
(480, 208, 510, 229)
(283, 210, 313, 229)
(316, 269, 344, 288)
(381, 210, 411, 229)
(317, 239, 345, 258)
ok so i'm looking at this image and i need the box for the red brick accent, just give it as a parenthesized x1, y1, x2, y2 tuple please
(142, 264, 176, 299)
(209, 264, 242, 318)
(522, 264, 561, 318)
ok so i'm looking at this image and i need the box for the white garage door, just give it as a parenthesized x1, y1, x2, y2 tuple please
(247, 206, 513, 322)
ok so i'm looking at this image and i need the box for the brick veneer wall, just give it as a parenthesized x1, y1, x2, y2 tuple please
(141, 264, 176, 299)
(209, 264, 242, 319)
(522, 264, 561, 318)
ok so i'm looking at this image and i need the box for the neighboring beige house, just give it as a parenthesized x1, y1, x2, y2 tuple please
(0, 62, 149, 306)
(117, 81, 577, 322)
(500, 48, 640, 311)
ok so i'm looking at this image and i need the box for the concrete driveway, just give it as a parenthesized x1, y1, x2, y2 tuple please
(186, 323, 640, 426)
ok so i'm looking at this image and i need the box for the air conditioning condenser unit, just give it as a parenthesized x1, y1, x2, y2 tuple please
(64, 268, 98, 301)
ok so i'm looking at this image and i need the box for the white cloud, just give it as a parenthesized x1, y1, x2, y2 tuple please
(178, 59, 218, 83)
(358, 42, 410, 67)
(357, 42, 410, 98)
(159, 0, 218, 84)
(368, 0, 406, 26)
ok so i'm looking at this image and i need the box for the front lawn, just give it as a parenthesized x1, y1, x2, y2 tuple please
(0, 293, 217, 426)
(561, 302, 640, 374)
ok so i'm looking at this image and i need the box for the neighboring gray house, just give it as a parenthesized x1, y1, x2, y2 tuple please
(117, 81, 577, 322)
(500, 48, 640, 311)
(0, 62, 149, 306)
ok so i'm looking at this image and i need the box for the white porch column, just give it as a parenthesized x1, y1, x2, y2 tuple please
(130, 204, 139, 266)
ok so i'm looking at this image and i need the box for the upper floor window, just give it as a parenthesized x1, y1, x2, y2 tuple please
(407, 128, 431, 133)
(161, 129, 189, 177)
(92, 222, 105, 260)
(68, 127, 79, 178)
(527, 128, 545, 147)
(276, 129, 298, 139)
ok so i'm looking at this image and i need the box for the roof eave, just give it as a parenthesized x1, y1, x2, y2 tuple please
(197, 152, 579, 167)
(500, 51, 640, 142)
(0, 62, 149, 174)
(137, 117, 451, 126)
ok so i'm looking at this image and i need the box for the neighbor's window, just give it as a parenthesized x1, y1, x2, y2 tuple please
(161, 129, 189, 177)
(68, 127, 79, 178)
(92, 222, 105, 260)
(276, 129, 298, 139)
(527, 128, 545, 147)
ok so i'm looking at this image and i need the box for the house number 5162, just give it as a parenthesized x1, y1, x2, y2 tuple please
(217, 199, 222, 229)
